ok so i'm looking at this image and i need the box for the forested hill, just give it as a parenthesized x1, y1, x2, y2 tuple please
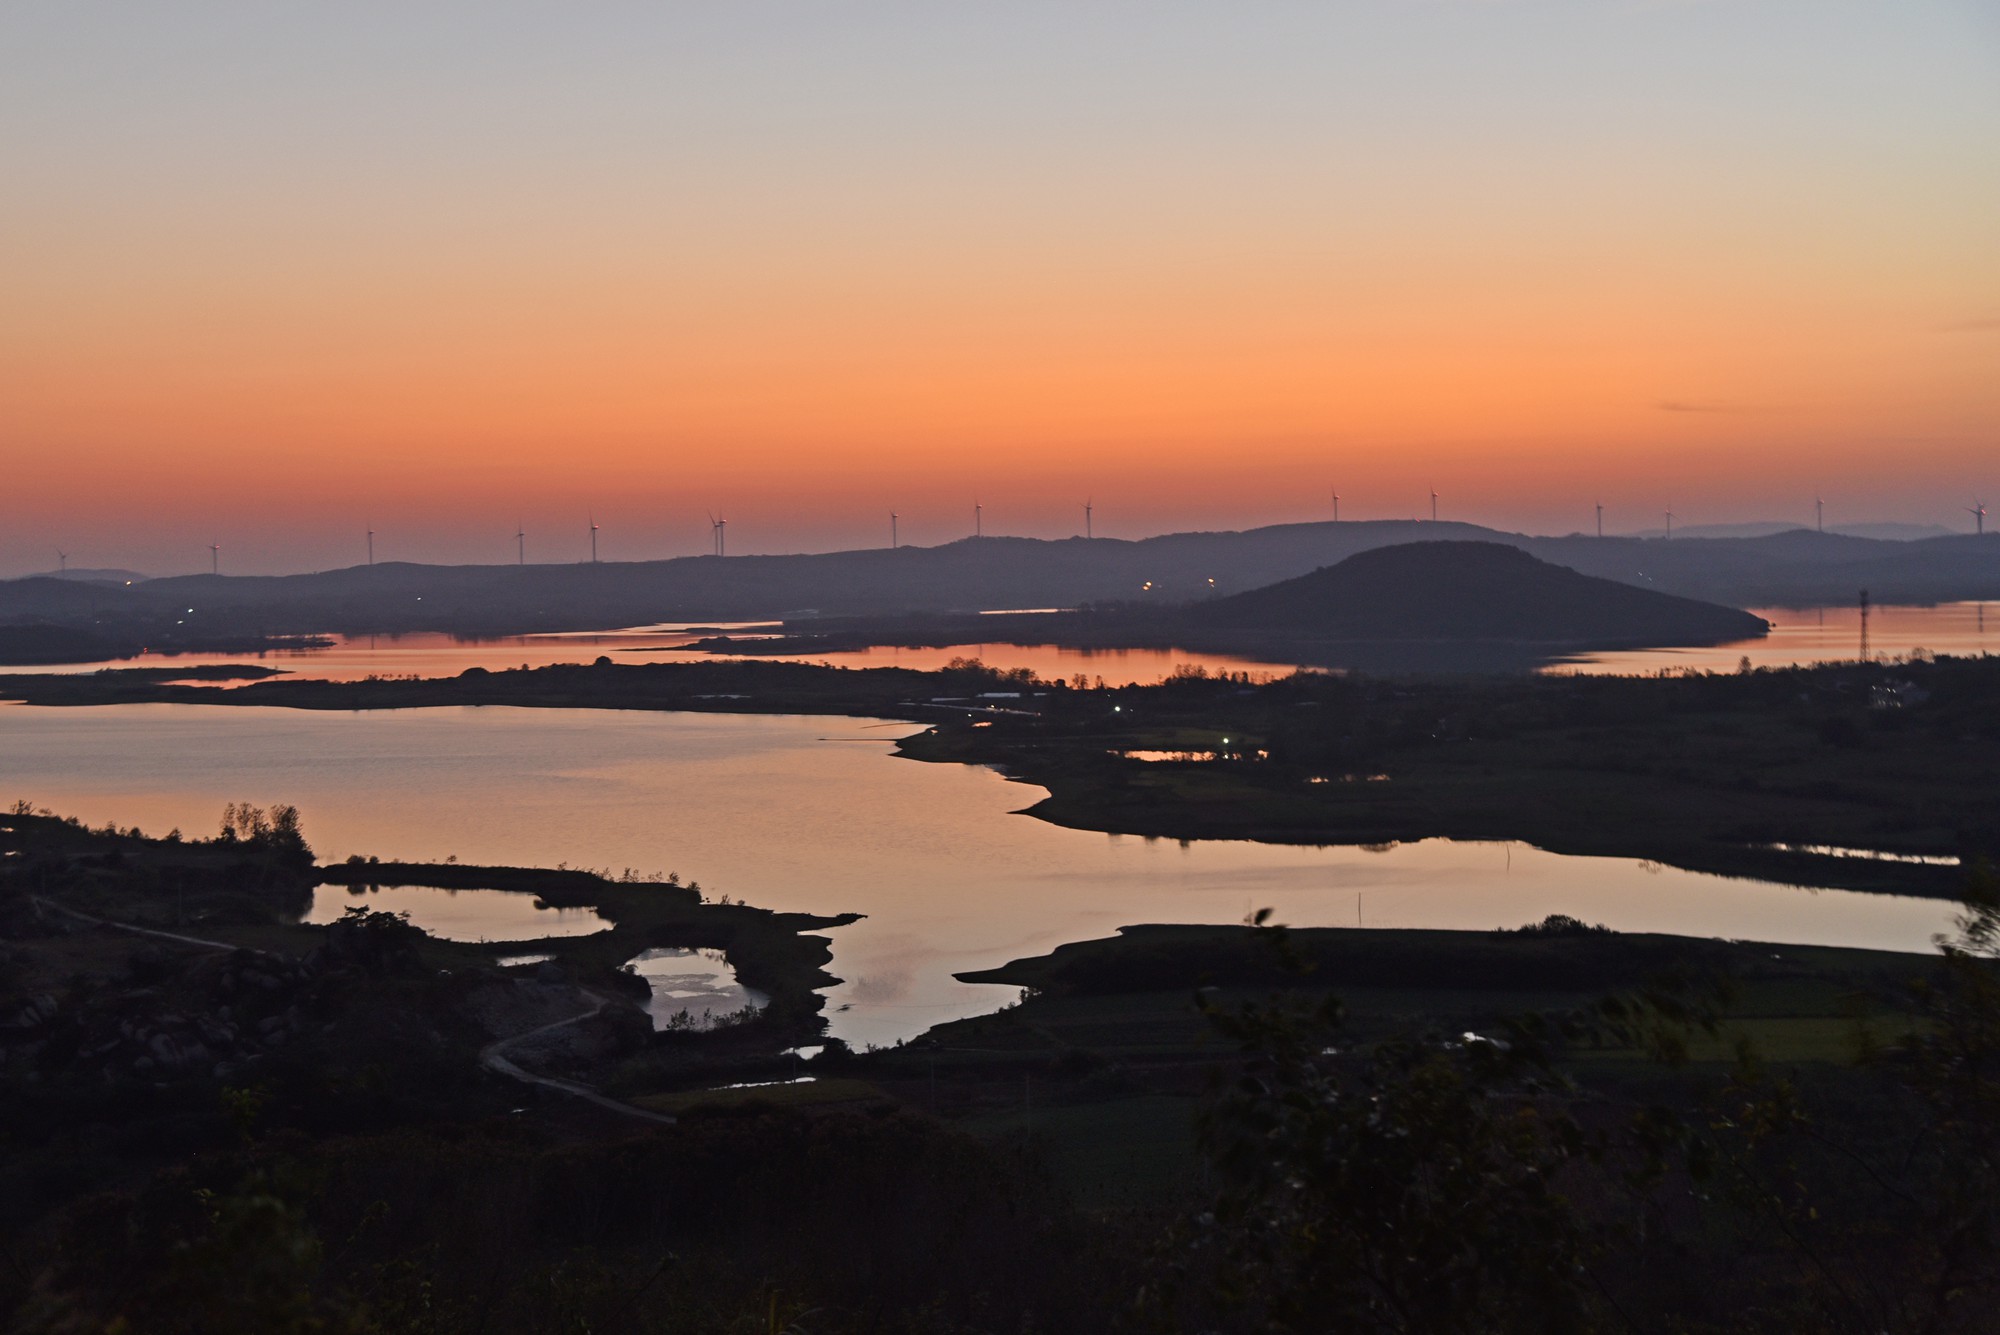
(1197, 541, 1769, 646)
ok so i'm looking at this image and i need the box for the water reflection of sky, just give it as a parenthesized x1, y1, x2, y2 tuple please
(29, 625, 1299, 688)
(22, 602, 1995, 687)
(0, 703, 1959, 1048)
(1555, 601, 1994, 675)
(626, 947, 768, 1030)
(301, 883, 610, 942)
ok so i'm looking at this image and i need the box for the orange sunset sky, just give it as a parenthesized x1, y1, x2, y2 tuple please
(3, 2, 1997, 574)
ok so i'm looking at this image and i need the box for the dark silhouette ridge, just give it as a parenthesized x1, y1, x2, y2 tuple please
(718, 541, 1772, 672)
(0, 520, 1992, 642)
(0, 624, 124, 665)
(1195, 541, 1768, 646)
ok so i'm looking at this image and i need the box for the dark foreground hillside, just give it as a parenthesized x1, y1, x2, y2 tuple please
(8, 804, 2000, 1332)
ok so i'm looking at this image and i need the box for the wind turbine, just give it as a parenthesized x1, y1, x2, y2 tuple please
(1595, 503, 1604, 539)
(54, 548, 67, 574)
(1429, 487, 1439, 523)
(515, 520, 525, 565)
(974, 501, 983, 539)
(890, 511, 899, 550)
(1815, 496, 1824, 534)
(208, 543, 220, 575)
(589, 513, 600, 564)
(1084, 499, 1093, 540)
(1331, 489, 1341, 523)
(706, 509, 726, 557)
(1663, 508, 1675, 541)
(1973, 500, 1988, 536)
(366, 521, 375, 566)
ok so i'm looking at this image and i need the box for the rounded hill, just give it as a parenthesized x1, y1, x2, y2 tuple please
(1197, 541, 1768, 646)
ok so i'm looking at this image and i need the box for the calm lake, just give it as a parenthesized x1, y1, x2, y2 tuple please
(1556, 601, 1996, 674)
(30, 602, 1995, 686)
(34, 625, 1304, 688)
(0, 703, 1958, 1048)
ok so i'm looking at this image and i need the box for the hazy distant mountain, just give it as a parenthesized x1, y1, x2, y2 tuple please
(1197, 542, 1767, 646)
(1830, 523, 1956, 541)
(1629, 522, 1816, 541)
(1628, 521, 1956, 542)
(0, 520, 1992, 642)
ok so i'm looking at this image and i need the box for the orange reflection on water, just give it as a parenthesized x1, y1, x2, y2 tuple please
(40, 628, 1303, 688)
(1551, 602, 1995, 676)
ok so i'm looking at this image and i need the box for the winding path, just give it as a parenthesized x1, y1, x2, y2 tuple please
(31, 896, 237, 952)
(35, 895, 674, 1124)
(477, 997, 677, 1124)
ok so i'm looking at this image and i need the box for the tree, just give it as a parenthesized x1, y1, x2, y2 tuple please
(1161, 919, 1608, 1334)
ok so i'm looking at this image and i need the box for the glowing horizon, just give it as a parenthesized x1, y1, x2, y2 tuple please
(3, 2, 1995, 576)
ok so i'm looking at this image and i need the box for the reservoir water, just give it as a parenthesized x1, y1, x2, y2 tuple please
(0, 702, 1957, 1048)
(1555, 600, 1994, 674)
(25, 602, 1995, 686)
(303, 882, 611, 941)
(32, 625, 1304, 688)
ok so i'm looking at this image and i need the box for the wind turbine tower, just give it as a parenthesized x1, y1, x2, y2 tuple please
(589, 514, 600, 564)
(1663, 508, 1674, 541)
(1973, 500, 1988, 536)
(1815, 496, 1824, 534)
(1084, 499, 1093, 540)
(1595, 503, 1603, 539)
(209, 543, 220, 575)
(366, 522, 375, 566)
(516, 521, 525, 565)
(55, 548, 67, 574)
(1331, 489, 1341, 523)
(1429, 487, 1439, 523)
(890, 511, 899, 550)
(974, 502, 983, 539)
(707, 510, 726, 557)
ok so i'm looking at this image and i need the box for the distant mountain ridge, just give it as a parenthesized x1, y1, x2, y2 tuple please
(33, 568, 149, 585)
(0, 519, 1992, 640)
(1627, 522, 1955, 542)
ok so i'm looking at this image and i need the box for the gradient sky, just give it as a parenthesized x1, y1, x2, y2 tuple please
(3, 1, 1996, 574)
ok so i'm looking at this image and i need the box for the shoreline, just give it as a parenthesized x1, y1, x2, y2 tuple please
(1, 655, 1990, 899)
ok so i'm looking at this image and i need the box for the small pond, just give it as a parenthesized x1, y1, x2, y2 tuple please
(626, 947, 769, 1031)
(302, 884, 611, 942)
